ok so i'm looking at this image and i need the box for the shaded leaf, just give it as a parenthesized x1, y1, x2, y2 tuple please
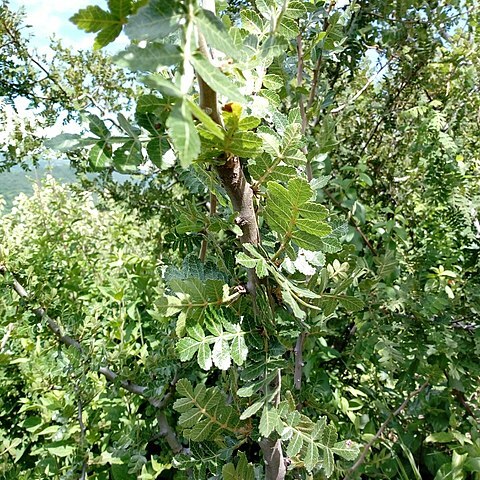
(166, 100, 201, 168)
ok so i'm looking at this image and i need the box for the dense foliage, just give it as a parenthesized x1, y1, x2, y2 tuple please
(1, 0, 479, 479)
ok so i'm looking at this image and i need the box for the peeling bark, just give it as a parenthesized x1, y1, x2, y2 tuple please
(215, 156, 260, 246)
(196, 12, 284, 479)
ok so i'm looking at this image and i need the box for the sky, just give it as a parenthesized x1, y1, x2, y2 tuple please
(5, 1, 128, 137)
(10, 0, 104, 52)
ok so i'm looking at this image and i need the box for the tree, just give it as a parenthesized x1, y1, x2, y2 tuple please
(1, 0, 479, 479)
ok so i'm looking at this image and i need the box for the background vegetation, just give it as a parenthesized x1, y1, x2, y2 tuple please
(1, 0, 479, 479)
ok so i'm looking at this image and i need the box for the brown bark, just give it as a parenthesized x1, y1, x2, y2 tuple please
(259, 438, 287, 480)
(196, 27, 283, 480)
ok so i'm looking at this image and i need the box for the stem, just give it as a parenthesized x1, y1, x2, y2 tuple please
(293, 332, 307, 391)
(259, 438, 287, 480)
(344, 380, 429, 480)
(0, 17, 69, 99)
(1, 266, 171, 409)
(199, 192, 217, 262)
(195, 4, 282, 478)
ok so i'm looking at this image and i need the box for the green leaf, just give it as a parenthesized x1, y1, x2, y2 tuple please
(304, 441, 319, 472)
(255, 258, 268, 278)
(240, 10, 264, 35)
(88, 114, 110, 138)
(113, 140, 143, 172)
(136, 94, 166, 113)
(222, 453, 254, 480)
(113, 43, 182, 71)
(176, 337, 199, 361)
(311, 417, 326, 441)
(318, 115, 338, 153)
(45, 134, 97, 152)
(189, 419, 213, 441)
(338, 295, 364, 311)
(236, 252, 258, 269)
(227, 131, 263, 157)
(278, 17, 298, 39)
(249, 154, 296, 185)
(108, 0, 132, 18)
(255, 0, 274, 20)
(323, 447, 335, 477)
(70, 6, 115, 33)
(196, 9, 240, 59)
(322, 424, 338, 447)
(231, 333, 248, 366)
(147, 137, 171, 169)
(45, 442, 75, 458)
(89, 141, 112, 168)
(296, 218, 332, 237)
(259, 406, 280, 437)
(186, 99, 225, 141)
(222, 463, 237, 480)
(197, 341, 212, 370)
(239, 116, 261, 131)
(285, 1, 307, 19)
(142, 74, 183, 97)
(237, 453, 255, 480)
(70, 4, 126, 49)
(240, 400, 264, 419)
(94, 23, 123, 49)
(425, 432, 456, 443)
(166, 100, 201, 168)
(124, 0, 181, 40)
(287, 432, 303, 457)
(212, 337, 231, 370)
(258, 130, 281, 157)
(282, 288, 306, 320)
(266, 177, 333, 255)
(191, 54, 246, 103)
(263, 74, 283, 91)
(331, 440, 360, 461)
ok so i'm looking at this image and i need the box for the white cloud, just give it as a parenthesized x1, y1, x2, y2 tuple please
(10, 0, 103, 50)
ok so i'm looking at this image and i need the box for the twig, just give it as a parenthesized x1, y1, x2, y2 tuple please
(2, 266, 166, 408)
(324, 190, 378, 256)
(293, 332, 306, 391)
(331, 59, 392, 114)
(3, 265, 187, 456)
(199, 192, 217, 262)
(344, 380, 429, 479)
(0, 323, 14, 352)
(306, 1, 334, 110)
(157, 412, 188, 454)
(296, 33, 312, 183)
(0, 17, 69, 99)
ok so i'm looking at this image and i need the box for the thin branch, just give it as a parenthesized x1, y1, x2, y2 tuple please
(0, 323, 14, 352)
(293, 332, 306, 391)
(306, 52, 323, 110)
(344, 380, 429, 480)
(331, 59, 392, 114)
(11, 275, 83, 350)
(0, 17, 69, 99)
(2, 265, 187, 457)
(157, 412, 188, 454)
(2, 266, 166, 408)
(306, 1, 334, 110)
(199, 192, 217, 262)
(296, 33, 312, 183)
(324, 190, 378, 256)
(296, 34, 308, 135)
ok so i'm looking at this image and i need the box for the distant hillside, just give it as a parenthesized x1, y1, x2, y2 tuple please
(0, 160, 77, 213)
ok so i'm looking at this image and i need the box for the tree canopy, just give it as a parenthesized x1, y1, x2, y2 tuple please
(0, 0, 479, 479)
